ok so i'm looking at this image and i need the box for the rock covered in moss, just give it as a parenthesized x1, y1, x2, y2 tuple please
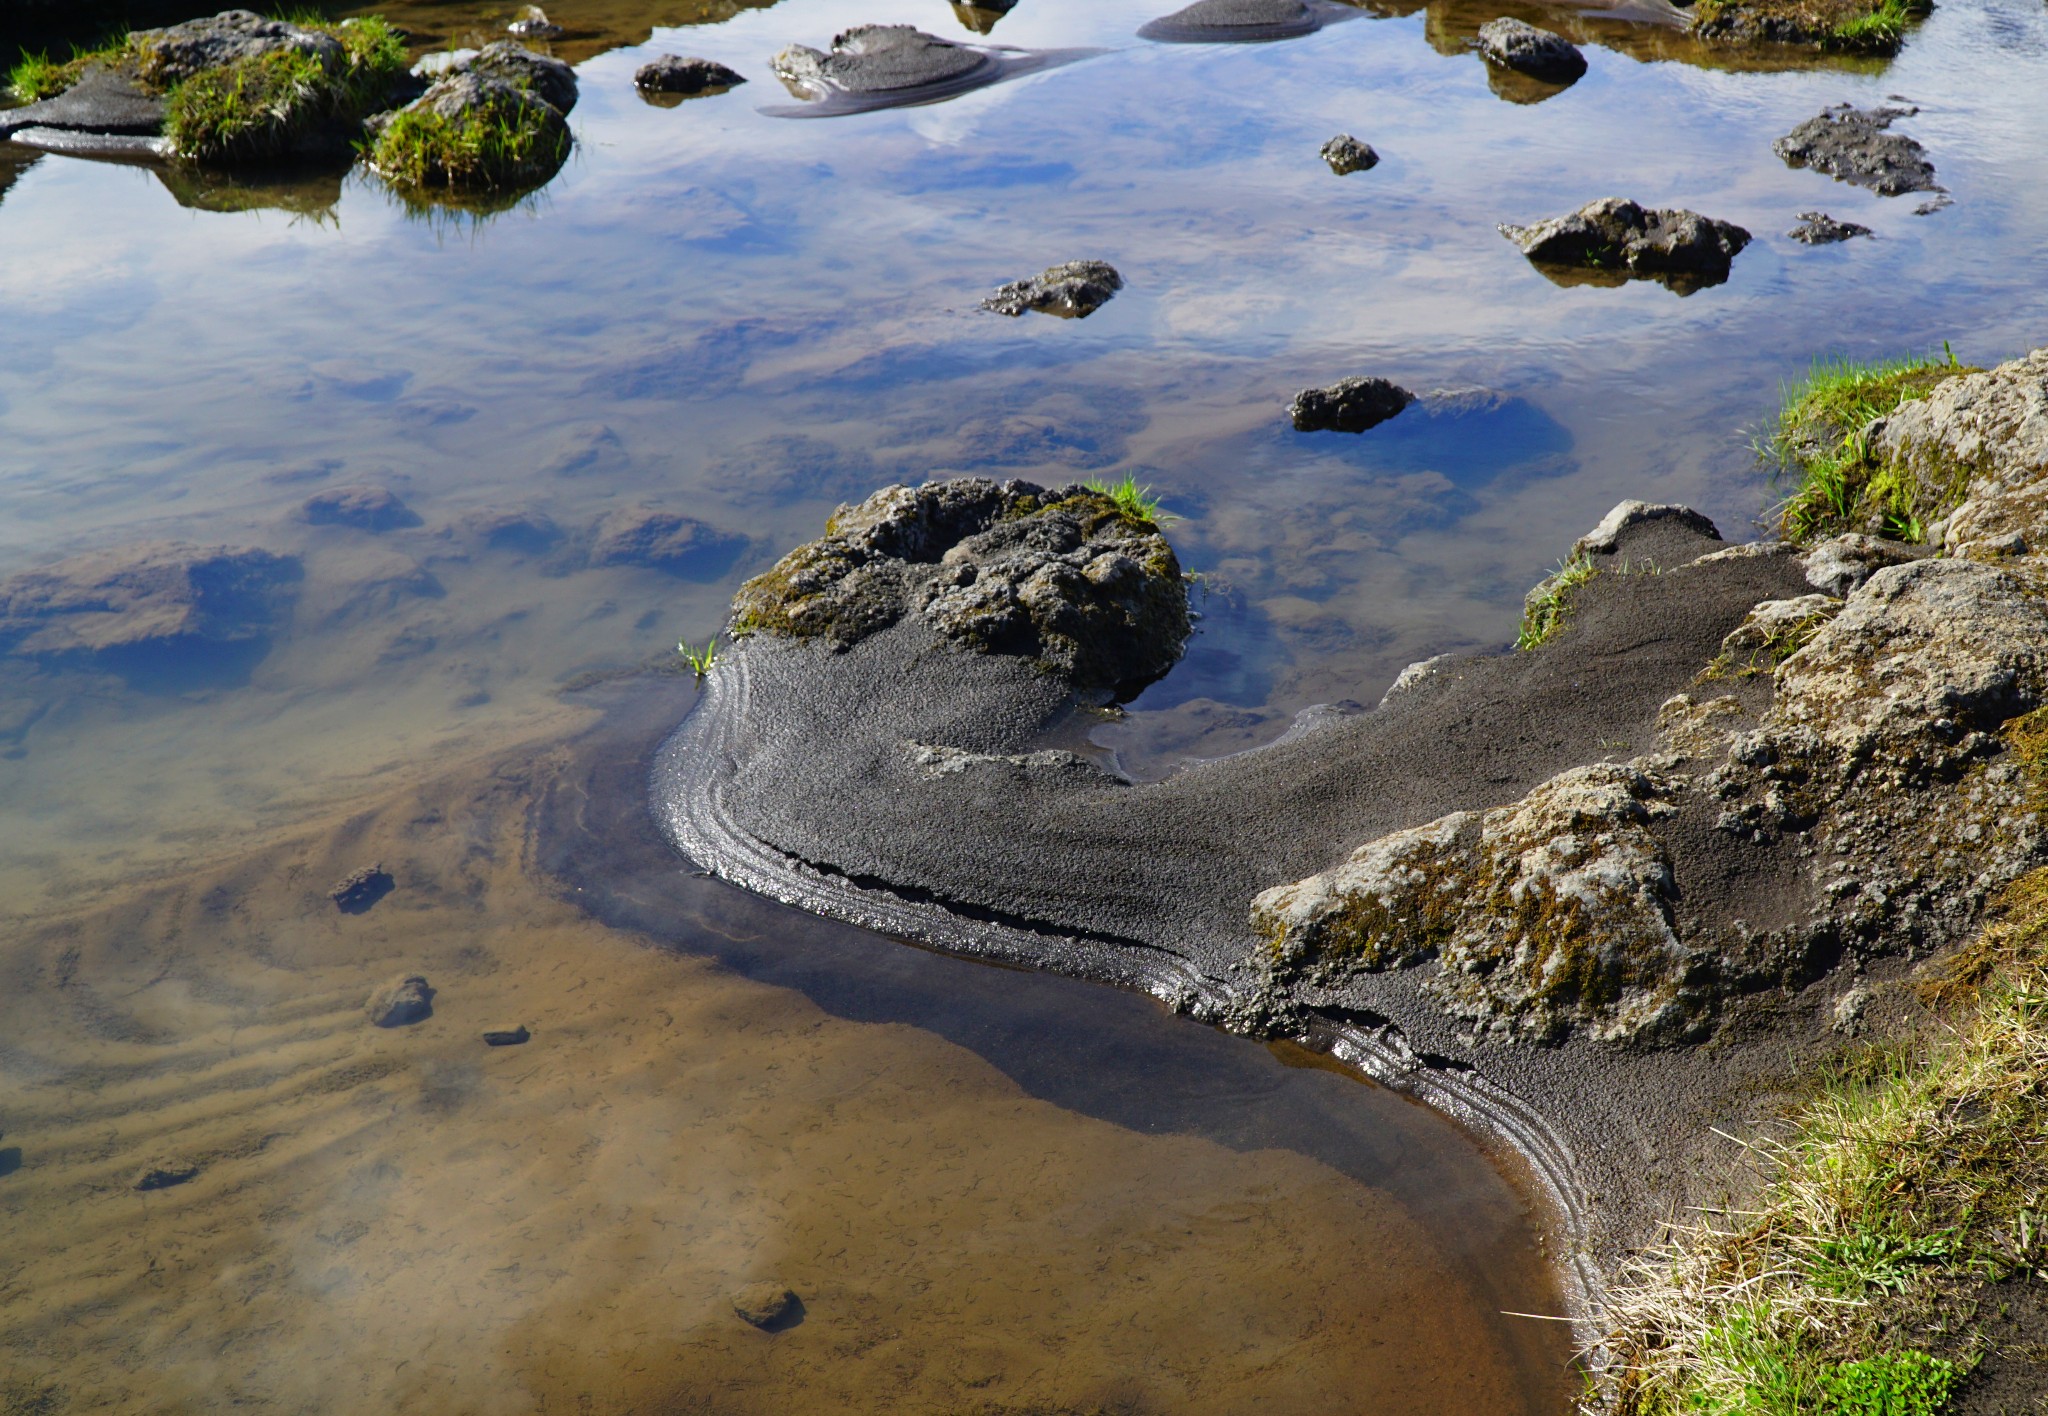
(1474, 18, 1586, 84)
(131, 9, 345, 86)
(367, 64, 572, 197)
(1498, 197, 1751, 293)
(1800, 533, 1927, 596)
(729, 478, 1191, 696)
(981, 261, 1123, 319)
(466, 40, 577, 114)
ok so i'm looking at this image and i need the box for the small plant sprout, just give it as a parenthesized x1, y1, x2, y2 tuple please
(677, 637, 719, 680)
(1084, 474, 1177, 527)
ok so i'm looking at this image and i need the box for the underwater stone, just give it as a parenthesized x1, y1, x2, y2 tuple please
(590, 506, 745, 575)
(0, 542, 299, 659)
(302, 485, 419, 533)
(133, 1159, 202, 1191)
(366, 974, 434, 1028)
(330, 863, 395, 913)
(730, 1283, 800, 1328)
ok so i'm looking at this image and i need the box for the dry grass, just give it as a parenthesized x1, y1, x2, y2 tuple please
(1594, 869, 2048, 1414)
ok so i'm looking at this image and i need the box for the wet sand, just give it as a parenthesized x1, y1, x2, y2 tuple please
(0, 718, 1566, 1415)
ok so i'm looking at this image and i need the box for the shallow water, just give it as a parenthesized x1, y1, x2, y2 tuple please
(3, 0, 2047, 1405)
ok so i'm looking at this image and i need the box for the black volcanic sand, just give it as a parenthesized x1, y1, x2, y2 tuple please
(656, 513, 1891, 1261)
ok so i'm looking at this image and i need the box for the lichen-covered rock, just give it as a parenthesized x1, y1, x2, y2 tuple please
(466, 40, 577, 115)
(1288, 377, 1415, 434)
(1252, 763, 1693, 1043)
(1869, 349, 2048, 553)
(982, 261, 1123, 319)
(1800, 532, 1927, 596)
(1474, 18, 1586, 84)
(1712, 593, 1842, 675)
(1774, 105, 1939, 198)
(729, 479, 1190, 696)
(1319, 133, 1378, 174)
(1498, 197, 1752, 293)
(131, 9, 344, 86)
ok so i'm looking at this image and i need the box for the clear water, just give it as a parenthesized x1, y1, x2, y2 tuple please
(3, 0, 2047, 1404)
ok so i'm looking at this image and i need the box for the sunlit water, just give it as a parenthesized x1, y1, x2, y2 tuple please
(3, 0, 2048, 1405)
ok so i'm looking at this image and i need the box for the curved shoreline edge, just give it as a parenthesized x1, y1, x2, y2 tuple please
(655, 645, 1604, 1330)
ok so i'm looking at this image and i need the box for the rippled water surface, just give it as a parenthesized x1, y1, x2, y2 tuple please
(3, 0, 2047, 1406)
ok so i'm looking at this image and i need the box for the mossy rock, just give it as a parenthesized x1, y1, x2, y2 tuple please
(367, 70, 572, 198)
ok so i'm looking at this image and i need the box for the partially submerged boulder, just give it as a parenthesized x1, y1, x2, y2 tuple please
(728, 478, 1191, 696)
(1319, 133, 1378, 174)
(1474, 18, 1586, 85)
(0, 542, 298, 659)
(1289, 377, 1416, 434)
(1498, 197, 1752, 293)
(1775, 105, 1940, 198)
(981, 261, 1123, 319)
(1787, 211, 1872, 244)
(1138, 0, 1350, 42)
(635, 55, 747, 95)
(773, 25, 990, 96)
(367, 62, 573, 199)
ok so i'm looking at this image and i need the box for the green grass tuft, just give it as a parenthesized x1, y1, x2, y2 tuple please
(1517, 554, 1597, 651)
(368, 93, 570, 195)
(1818, 1350, 1958, 1416)
(1083, 474, 1176, 527)
(166, 45, 332, 162)
(7, 50, 72, 102)
(676, 637, 719, 680)
(1767, 348, 1976, 545)
(1825, 0, 1930, 50)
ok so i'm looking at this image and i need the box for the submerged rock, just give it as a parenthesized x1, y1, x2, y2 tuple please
(1139, 0, 1339, 42)
(134, 1159, 201, 1191)
(330, 863, 396, 914)
(1787, 211, 1872, 244)
(731, 1283, 801, 1329)
(635, 55, 747, 94)
(1288, 377, 1416, 434)
(982, 261, 1124, 319)
(0, 542, 298, 659)
(481, 1025, 531, 1046)
(773, 25, 990, 96)
(729, 478, 1191, 696)
(1498, 197, 1752, 293)
(591, 507, 746, 577)
(366, 974, 434, 1028)
(1474, 18, 1586, 85)
(1774, 105, 1939, 198)
(302, 485, 420, 533)
(1319, 133, 1379, 174)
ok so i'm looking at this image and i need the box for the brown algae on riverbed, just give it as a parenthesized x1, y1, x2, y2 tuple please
(0, 734, 1566, 1414)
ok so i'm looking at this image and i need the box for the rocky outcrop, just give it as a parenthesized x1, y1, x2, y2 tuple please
(635, 55, 747, 94)
(1788, 211, 1871, 244)
(0, 542, 298, 659)
(1474, 18, 1586, 85)
(1869, 349, 2048, 554)
(1499, 197, 1752, 293)
(1319, 133, 1378, 174)
(1774, 105, 1940, 198)
(1289, 377, 1415, 434)
(728, 479, 1190, 696)
(982, 261, 1123, 318)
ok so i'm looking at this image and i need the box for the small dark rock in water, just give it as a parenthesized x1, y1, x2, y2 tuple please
(730, 1282, 802, 1329)
(591, 506, 746, 577)
(951, 0, 1019, 34)
(134, 1159, 201, 1191)
(635, 55, 747, 94)
(1475, 18, 1586, 85)
(1498, 197, 1751, 292)
(366, 974, 434, 1028)
(1289, 377, 1416, 434)
(1139, 0, 1327, 42)
(482, 1025, 531, 1046)
(1774, 105, 1938, 197)
(1319, 134, 1378, 174)
(507, 5, 564, 38)
(1787, 211, 1872, 244)
(773, 25, 990, 96)
(982, 260, 1123, 318)
(330, 863, 396, 914)
(302, 485, 420, 532)
(0, 541, 299, 659)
